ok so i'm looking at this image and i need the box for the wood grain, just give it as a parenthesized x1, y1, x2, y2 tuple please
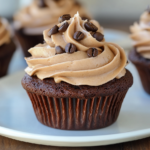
(0, 136, 150, 150)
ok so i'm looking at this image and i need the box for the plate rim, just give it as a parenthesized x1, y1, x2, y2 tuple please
(0, 126, 150, 146)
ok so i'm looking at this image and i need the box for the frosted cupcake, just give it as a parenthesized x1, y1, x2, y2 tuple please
(129, 9, 150, 94)
(13, 0, 91, 57)
(22, 13, 133, 130)
(0, 18, 16, 77)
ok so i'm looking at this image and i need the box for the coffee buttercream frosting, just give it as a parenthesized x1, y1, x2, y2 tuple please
(14, 0, 91, 35)
(130, 11, 150, 59)
(0, 18, 10, 46)
(25, 12, 127, 86)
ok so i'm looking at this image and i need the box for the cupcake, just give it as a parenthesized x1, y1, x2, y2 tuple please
(0, 18, 16, 78)
(22, 12, 133, 130)
(13, 0, 91, 57)
(129, 9, 150, 94)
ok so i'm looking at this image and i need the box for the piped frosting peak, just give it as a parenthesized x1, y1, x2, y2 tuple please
(130, 10, 150, 59)
(25, 12, 127, 86)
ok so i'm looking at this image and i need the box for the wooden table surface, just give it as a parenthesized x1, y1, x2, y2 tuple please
(1, 21, 150, 149)
(0, 136, 150, 150)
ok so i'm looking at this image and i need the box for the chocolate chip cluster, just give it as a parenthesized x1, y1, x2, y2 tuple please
(38, 0, 47, 8)
(47, 14, 104, 57)
(38, 0, 60, 8)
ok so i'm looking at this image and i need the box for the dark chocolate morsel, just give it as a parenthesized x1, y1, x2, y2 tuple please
(37, 0, 47, 8)
(65, 43, 77, 54)
(82, 17, 89, 21)
(100, 46, 104, 51)
(84, 22, 98, 32)
(58, 14, 71, 23)
(55, 46, 64, 54)
(92, 32, 104, 42)
(73, 31, 85, 41)
(58, 22, 69, 32)
(48, 25, 59, 37)
(87, 48, 98, 57)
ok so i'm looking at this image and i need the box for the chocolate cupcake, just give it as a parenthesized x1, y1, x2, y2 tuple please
(13, 0, 91, 57)
(22, 13, 133, 130)
(0, 18, 16, 77)
(129, 9, 150, 94)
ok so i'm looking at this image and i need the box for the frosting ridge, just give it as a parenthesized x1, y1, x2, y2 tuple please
(0, 18, 10, 46)
(130, 11, 150, 59)
(14, 0, 91, 35)
(25, 12, 127, 86)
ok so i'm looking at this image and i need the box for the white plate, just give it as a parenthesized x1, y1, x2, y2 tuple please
(0, 63, 150, 147)
(104, 29, 131, 49)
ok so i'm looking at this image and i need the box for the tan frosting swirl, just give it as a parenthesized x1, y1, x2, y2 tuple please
(25, 12, 127, 86)
(14, 0, 90, 35)
(0, 18, 10, 46)
(130, 11, 150, 59)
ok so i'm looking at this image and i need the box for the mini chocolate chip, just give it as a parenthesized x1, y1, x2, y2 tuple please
(58, 14, 71, 23)
(87, 48, 98, 57)
(100, 46, 104, 51)
(37, 0, 47, 8)
(48, 25, 58, 37)
(92, 32, 104, 41)
(84, 22, 98, 32)
(82, 17, 89, 21)
(58, 22, 69, 32)
(55, 46, 64, 54)
(75, 1, 80, 6)
(65, 43, 77, 54)
(73, 31, 85, 41)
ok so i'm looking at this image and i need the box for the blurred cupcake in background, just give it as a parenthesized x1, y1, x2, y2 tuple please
(0, 18, 16, 77)
(129, 8, 150, 94)
(13, 0, 91, 57)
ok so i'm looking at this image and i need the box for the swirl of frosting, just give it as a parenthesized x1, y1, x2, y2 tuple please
(25, 12, 127, 86)
(130, 11, 150, 59)
(14, 0, 90, 35)
(0, 18, 10, 46)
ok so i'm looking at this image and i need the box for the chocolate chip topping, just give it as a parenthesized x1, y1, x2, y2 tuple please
(58, 22, 69, 32)
(48, 25, 58, 37)
(100, 46, 104, 51)
(87, 48, 98, 57)
(92, 32, 104, 42)
(82, 17, 89, 21)
(73, 31, 85, 41)
(55, 46, 64, 54)
(37, 0, 47, 8)
(84, 22, 98, 32)
(65, 43, 77, 54)
(58, 14, 71, 23)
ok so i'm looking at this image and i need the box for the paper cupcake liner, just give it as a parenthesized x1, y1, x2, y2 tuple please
(129, 49, 150, 94)
(26, 90, 127, 130)
(0, 52, 14, 77)
(14, 29, 43, 57)
(134, 64, 150, 94)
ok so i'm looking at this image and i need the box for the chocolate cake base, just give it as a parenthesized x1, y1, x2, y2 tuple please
(129, 49, 150, 94)
(22, 70, 133, 130)
(14, 29, 43, 57)
(0, 40, 16, 77)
